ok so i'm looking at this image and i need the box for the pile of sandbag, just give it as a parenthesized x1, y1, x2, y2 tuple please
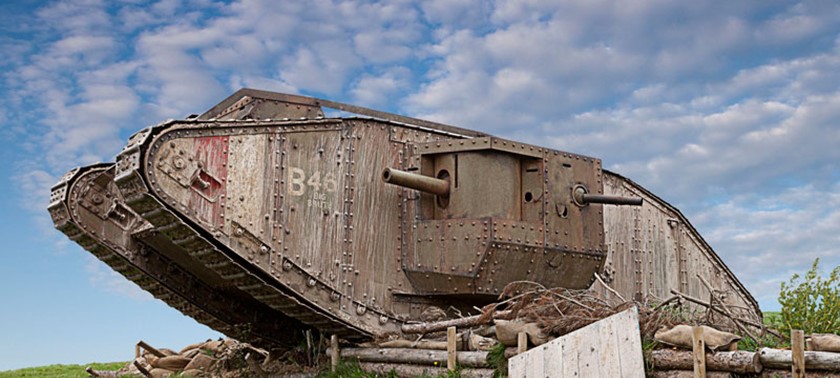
(89, 338, 268, 378)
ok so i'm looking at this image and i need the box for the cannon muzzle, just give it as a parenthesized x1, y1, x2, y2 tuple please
(382, 168, 450, 196)
(573, 185, 643, 206)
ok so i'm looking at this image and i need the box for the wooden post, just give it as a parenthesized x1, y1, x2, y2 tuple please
(792, 329, 805, 378)
(135, 343, 140, 359)
(136, 340, 166, 358)
(331, 334, 339, 372)
(692, 326, 706, 378)
(447, 326, 457, 371)
(517, 332, 528, 354)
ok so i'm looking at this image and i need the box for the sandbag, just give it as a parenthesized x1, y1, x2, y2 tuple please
(185, 353, 217, 371)
(495, 319, 549, 347)
(469, 333, 499, 351)
(810, 333, 840, 352)
(654, 325, 740, 351)
(152, 355, 191, 371)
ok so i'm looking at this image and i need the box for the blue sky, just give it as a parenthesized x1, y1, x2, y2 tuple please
(2, 0, 840, 371)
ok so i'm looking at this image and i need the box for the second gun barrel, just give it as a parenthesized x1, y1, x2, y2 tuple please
(382, 168, 450, 196)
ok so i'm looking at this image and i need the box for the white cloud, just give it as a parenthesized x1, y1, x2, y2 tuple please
(350, 67, 411, 107)
(5, 0, 840, 315)
(692, 184, 840, 309)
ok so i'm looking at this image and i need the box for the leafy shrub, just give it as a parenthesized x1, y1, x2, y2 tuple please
(778, 258, 840, 334)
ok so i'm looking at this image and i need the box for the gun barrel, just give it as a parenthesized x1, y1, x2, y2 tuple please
(382, 168, 450, 196)
(581, 193, 643, 206)
(573, 185, 643, 206)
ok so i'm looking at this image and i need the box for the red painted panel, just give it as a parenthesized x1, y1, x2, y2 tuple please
(189, 136, 229, 229)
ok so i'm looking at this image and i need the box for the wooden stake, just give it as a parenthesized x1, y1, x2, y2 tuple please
(692, 326, 706, 378)
(517, 332, 528, 355)
(136, 340, 165, 358)
(132, 360, 151, 378)
(447, 326, 457, 371)
(792, 329, 805, 378)
(331, 334, 339, 372)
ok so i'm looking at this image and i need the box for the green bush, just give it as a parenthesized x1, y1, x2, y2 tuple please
(778, 258, 840, 334)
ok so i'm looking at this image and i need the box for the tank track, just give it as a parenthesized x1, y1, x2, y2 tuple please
(49, 165, 307, 348)
(114, 123, 372, 340)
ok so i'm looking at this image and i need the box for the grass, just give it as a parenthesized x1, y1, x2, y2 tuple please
(0, 361, 127, 378)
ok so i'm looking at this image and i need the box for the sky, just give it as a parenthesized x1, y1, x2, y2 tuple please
(1, 0, 839, 371)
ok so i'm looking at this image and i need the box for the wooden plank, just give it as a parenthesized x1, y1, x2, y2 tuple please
(693, 325, 706, 378)
(543, 336, 563, 378)
(792, 330, 805, 378)
(525, 344, 545, 378)
(576, 319, 600, 377)
(596, 305, 620, 376)
(614, 307, 646, 374)
(508, 307, 644, 378)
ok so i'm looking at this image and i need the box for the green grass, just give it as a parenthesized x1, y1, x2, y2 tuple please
(0, 361, 127, 378)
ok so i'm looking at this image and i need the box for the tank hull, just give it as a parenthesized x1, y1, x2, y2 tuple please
(50, 89, 761, 345)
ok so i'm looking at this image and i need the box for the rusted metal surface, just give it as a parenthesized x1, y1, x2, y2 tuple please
(50, 89, 762, 346)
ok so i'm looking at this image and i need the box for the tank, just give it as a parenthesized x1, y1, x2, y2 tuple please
(50, 88, 761, 348)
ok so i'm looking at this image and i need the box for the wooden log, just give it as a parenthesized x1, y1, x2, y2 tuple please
(792, 330, 805, 378)
(358, 362, 495, 378)
(447, 326, 457, 371)
(400, 310, 512, 334)
(378, 339, 450, 350)
(761, 370, 840, 378)
(340, 347, 489, 368)
(759, 347, 840, 370)
(693, 326, 706, 378)
(649, 349, 762, 374)
(648, 371, 730, 378)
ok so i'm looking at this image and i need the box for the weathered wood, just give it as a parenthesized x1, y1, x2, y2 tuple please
(358, 362, 494, 378)
(792, 330, 805, 378)
(447, 326, 456, 371)
(330, 335, 338, 372)
(648, 371, 730, 378)
(761, 370, 840, 378)
(378, 339, 450, 350)
(693, 326, 706, 378)
(132, 360, 151, 378)
(759, 347, 840, 370)
(649, 349, 762, 374)
(340, 347, 489, 368)
(400, 310, 512, 334)
(508, 307, 644, 377)
(516, 332, 527, 354)
(137, 340, 166, 358)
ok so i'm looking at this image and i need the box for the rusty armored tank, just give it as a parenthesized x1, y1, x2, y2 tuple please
(49, 89, 761, 348)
